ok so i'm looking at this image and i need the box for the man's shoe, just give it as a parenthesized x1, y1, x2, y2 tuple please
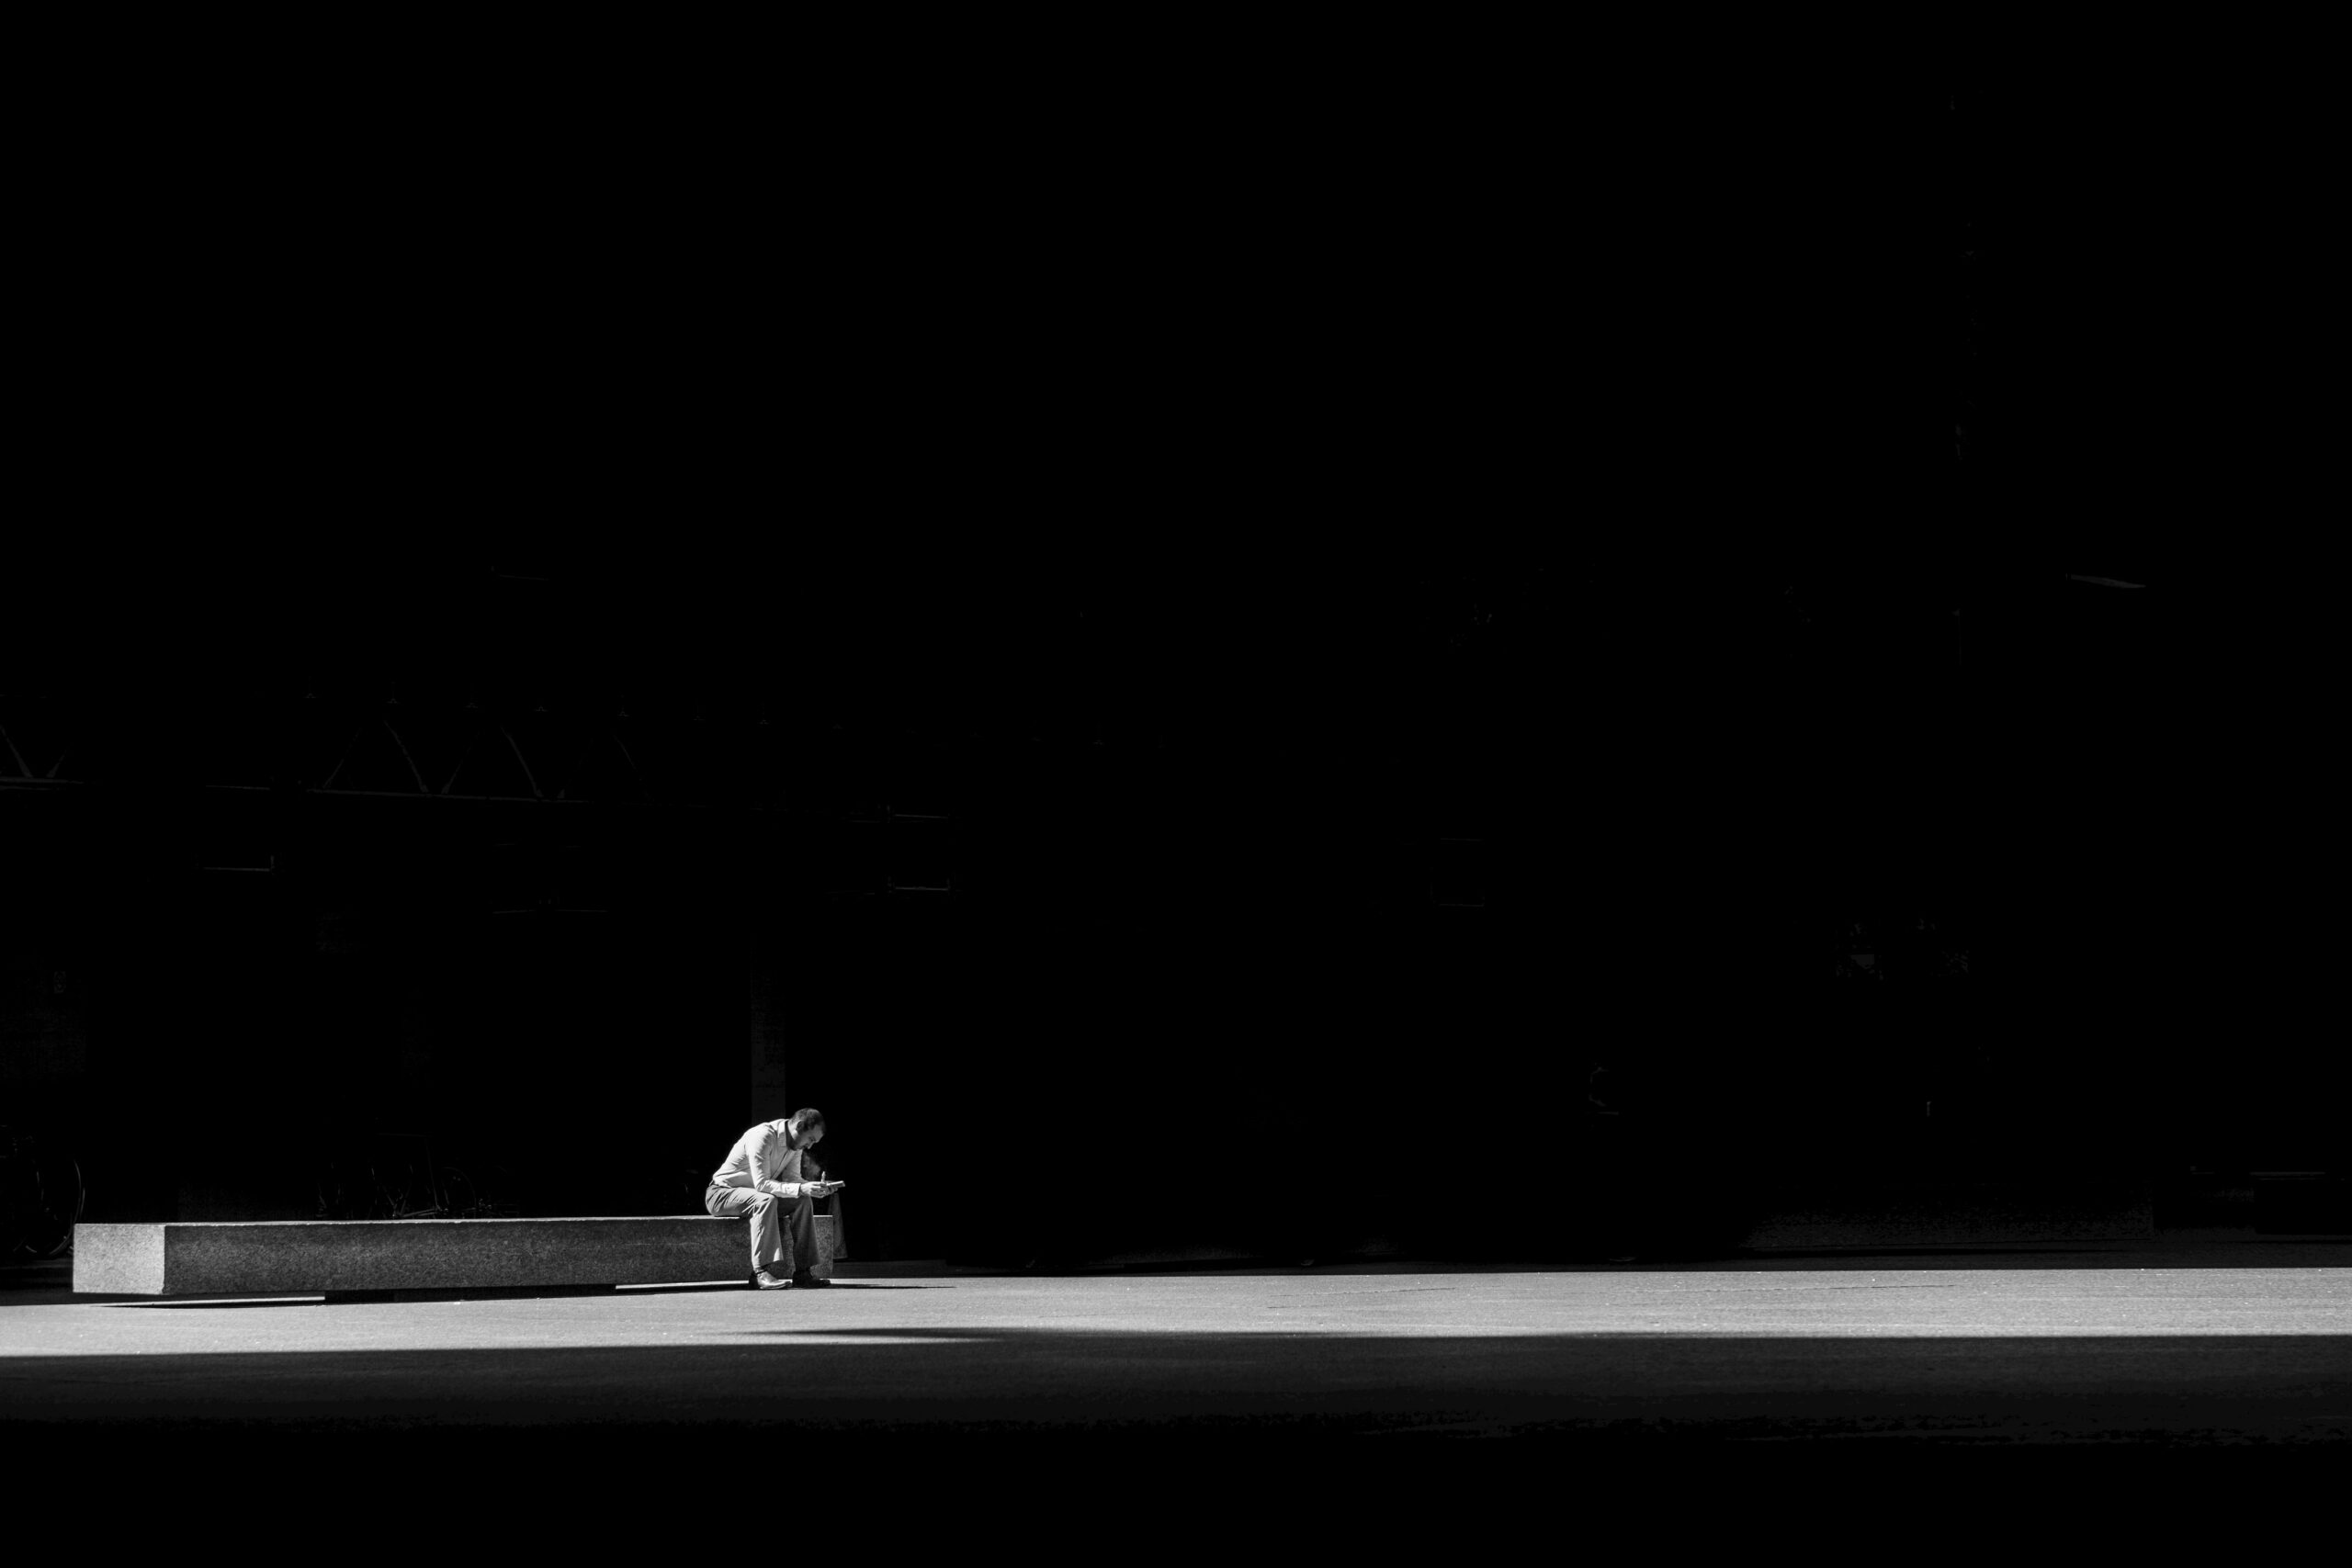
(790, 1271, 832, 1289)
(753, 1269, 794, 1291)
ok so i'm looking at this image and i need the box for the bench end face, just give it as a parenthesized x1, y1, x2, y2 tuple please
(72, 1224, 169, 1296)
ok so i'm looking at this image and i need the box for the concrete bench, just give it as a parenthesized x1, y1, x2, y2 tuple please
(72, 1214, 837, 1300)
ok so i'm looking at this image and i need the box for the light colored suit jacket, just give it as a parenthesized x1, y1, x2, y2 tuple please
(710, 1120, 816, 1200)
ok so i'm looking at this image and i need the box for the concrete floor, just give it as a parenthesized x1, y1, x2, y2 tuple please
(6, 1243, 2349, 1450)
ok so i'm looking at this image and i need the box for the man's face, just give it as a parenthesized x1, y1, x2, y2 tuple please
(792, 1122, 823, 1151)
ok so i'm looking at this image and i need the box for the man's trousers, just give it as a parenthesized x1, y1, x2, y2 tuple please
(704, 1182, 815, 1277)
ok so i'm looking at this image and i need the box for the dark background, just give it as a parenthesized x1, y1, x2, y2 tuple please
(4, 65, 2335, 1262)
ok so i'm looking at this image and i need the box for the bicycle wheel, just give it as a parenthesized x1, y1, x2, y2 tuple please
(367, 1166, 407, 1221)
(439, 1170, 480, 1222)
(316, 1162, 354, 1219)
(20, 1156, 84, 1259)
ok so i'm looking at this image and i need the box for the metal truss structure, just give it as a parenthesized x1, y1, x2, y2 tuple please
(0, 696, 80, 789)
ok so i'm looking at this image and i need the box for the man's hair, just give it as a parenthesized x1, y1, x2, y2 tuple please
(789, 1108, 826, 1135)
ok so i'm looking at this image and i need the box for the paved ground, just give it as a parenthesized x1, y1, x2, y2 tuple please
(6, 1243, 2349, 1456)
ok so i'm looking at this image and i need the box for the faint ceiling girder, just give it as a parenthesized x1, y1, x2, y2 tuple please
(320, 716, 430, 795)
(443, 716, 543, 800)
(302, 706, 662, 805)
(0, 707, 77, 784)
(554, 727, 653, 804)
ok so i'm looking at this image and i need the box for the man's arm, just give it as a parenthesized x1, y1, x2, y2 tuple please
(745, 1129, 807, 1200)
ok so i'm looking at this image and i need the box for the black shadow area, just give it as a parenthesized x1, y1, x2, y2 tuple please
(102, 1296, 328, 1310)
(4, 1330, 2346, 1447)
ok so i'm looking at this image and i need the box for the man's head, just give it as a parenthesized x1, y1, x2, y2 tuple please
(786, 1108, 826, 1149)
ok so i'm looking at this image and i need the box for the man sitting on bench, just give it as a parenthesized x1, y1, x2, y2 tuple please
(706, 1108, 842, 1291)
